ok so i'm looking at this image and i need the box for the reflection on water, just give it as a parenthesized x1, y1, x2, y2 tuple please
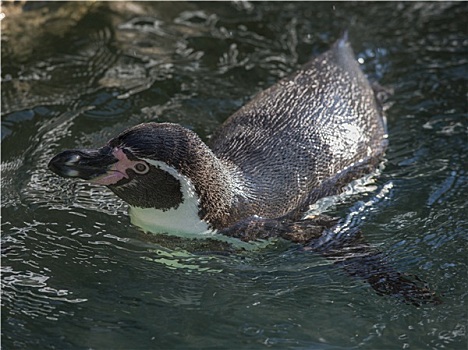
(1, 2, 467, 349)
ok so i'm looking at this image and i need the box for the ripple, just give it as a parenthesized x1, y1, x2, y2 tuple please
(427, 170, 466, 207)
(1, 265, 87, 319)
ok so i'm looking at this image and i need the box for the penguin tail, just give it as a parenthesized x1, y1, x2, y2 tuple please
(340, 30, 349, 43)
(336, 30, 350, 49)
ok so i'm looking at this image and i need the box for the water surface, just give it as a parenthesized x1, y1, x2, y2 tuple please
(2, 2, 467, 349)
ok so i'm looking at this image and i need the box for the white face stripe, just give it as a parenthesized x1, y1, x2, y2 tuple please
(128, 159, 213, 235)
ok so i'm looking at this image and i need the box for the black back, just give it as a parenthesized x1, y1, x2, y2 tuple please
(210, 37, 387, 219)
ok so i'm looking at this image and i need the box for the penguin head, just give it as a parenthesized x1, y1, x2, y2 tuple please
(48, 123, 200, 212)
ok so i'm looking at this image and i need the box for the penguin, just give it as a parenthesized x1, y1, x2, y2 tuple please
(49, 35, 387, 237)
(48, 34, 441, 305)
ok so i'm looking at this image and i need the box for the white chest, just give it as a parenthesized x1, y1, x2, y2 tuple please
(129, 204, 212, 236)
(128, 158, 213, 237)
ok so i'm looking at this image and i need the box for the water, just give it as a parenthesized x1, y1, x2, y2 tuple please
(1, 2, 467, 349)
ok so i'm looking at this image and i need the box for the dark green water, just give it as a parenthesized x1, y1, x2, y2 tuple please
(2, 2, 467, 349)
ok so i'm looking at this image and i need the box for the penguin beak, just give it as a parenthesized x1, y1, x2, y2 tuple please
(48, 147, 119, 182)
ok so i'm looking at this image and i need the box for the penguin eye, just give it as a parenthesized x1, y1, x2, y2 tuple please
(134, 162, 149, 174)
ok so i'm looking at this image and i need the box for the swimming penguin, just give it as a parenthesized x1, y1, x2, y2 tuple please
(49, 35, 387, 236)
(48, 34, 440, 305)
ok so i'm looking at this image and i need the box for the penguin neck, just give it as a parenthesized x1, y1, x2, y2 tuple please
(128, 158, 214, 235)
(134, 134, 250, 233)
(171, 139, 250, 230)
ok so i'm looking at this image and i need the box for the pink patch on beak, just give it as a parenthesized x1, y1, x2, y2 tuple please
(90, 148, 143, 186)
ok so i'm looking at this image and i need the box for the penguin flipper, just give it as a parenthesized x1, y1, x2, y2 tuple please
(220, 215, 339, 243)
(221, 217, 442, 306)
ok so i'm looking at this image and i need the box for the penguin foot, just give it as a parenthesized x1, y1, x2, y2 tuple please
(367, 271, 443, 306)
(304, 228, 442, 306)
(338, 254, 443, 306)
